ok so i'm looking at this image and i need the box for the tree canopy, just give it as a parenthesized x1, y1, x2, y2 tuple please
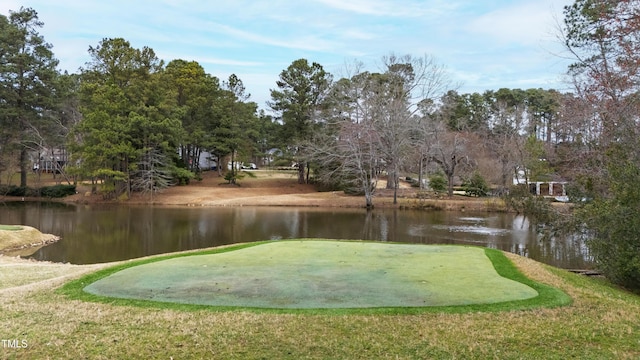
(0, 7, 59, 187)
(269, 58, 332, 183)
(560, 0, 640, 289)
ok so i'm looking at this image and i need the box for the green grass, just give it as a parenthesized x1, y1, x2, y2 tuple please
(3, 241, 640, 359)
(59, 240, 570, 314)
(0, 224, 23, 231)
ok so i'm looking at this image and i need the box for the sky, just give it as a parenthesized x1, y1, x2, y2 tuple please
(1, 0, 575, 110)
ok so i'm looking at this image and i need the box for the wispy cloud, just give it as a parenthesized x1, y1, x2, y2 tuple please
(205, 22, 338, 52)
(311, 0, 450, 18)
(159, 53, 263, 68)
(466, 1, 569, 46)
(1, 0, 577, 109)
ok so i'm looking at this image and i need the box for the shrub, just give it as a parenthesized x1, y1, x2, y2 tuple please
(40, 185, 77, 198)
(462, 172, 489, 197)
(574, 148, 640, 290)
(271, 159, 292, 168)
(0, 185, 25, 196)
(0, 184, 76, 198)
(428, 172, 447, 193)
(172, 168, 195, 186)
(224, 170, 245, 185)
(502, 185, 555, 227)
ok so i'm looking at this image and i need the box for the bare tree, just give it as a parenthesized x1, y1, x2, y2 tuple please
(428, 122, 472, 197)
(308, 120, 380, 209)
(309, 55, 452, 205)
(309, 62, 381, 208)
(375, 54, 453, 203)
(131, 147, 173, 201)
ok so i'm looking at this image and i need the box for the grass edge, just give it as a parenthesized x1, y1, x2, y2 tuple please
(57, 241, 572, 315)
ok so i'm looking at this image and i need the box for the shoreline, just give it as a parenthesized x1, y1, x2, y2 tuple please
(0, 170, 509, 210)
(0, 225, 61, 255)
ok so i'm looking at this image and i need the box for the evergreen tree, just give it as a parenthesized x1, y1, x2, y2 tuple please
(269, 59, 332, 184)
(0, 7, 59, 187)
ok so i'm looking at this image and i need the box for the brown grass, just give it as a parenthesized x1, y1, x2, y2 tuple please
(43, 169, 509, 211)
(0, 226, 60, 254)
(1, 248, 639, 359)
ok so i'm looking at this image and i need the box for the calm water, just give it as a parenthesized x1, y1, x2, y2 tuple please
(0, 202, 592, 268)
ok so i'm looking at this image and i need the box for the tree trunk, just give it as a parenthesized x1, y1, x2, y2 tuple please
(418, 156, 424, 190)
(126, 157, 131, 199)
(230, 152, 237, 185)
(298, 162, 305, 184)
(194, 147, 201, 173)
(216, 155, 222, 176)
(386, 170, 395, 189)
(393, 182, 398, 204)
(20, 147, 28, 188)
(180, 145, 187, 168)
(447, 173, 454, 197)
(365, 195, 374, 209)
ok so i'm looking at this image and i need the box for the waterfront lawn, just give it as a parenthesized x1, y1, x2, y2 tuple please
(1, 241, 639, 359)
(62, 240, 569, 313)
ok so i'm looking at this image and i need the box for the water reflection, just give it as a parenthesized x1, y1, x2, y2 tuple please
(0, 202, 592, 268)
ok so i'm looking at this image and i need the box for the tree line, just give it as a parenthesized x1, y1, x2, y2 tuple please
(2, 2, 640, 288)
(0, 7, 582, 202)
(0, 7, 280, 198)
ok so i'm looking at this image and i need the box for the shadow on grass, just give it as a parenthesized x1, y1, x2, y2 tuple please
(58, 241, 571, 315)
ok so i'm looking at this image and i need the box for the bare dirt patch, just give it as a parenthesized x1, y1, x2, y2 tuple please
(11, 169, 505, 211)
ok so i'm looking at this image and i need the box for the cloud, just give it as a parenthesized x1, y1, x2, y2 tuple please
(159, 53, 263, 67)
(311, 0, 451, 18)
(466, 1, 571, 46)
(1, 0, 576, 110)
(206, 22, 338, 52)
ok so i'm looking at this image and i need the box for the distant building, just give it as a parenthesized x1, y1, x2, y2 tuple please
(31, 148, 68, 173)
(513, 167, 568, 202)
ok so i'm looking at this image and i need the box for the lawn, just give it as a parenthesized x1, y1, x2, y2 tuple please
(80, 241, 543, 310)
(1, 240, 639, 359)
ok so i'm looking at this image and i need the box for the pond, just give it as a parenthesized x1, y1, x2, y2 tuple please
(0, 202, 592, 269)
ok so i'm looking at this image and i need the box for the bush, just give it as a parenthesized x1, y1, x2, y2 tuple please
(271, 159, 292, 168)
(0, 185, 25, 196)
(40, 185, 77, 198)
(0, 184, 76, 198)
(574, 148, 640, 290)
(428, 172, 447, 193)
(172, 168, 195, 186)
(503, 185, 555, 227)
(462, 172, 489, 197)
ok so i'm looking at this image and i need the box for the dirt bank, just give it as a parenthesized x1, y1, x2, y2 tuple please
(0, 225, 60, 254)
(58, 170, 507, 211)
